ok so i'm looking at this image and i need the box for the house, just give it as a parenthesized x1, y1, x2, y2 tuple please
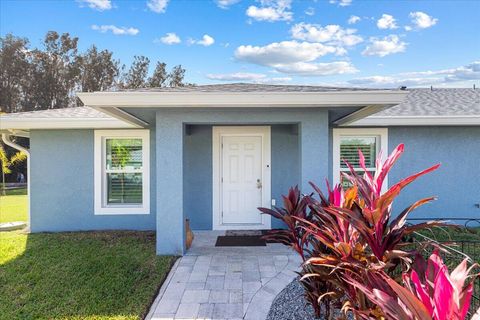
(1, 84, 479, 255)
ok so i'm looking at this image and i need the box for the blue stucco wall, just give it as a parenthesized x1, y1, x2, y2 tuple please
(183, 125, 213, 230)
(271, 125, 301, 228)
(156, 108, 329, 254)
(29, 129, 156, 232)
(183, 124, 300, 230)
(388, 127, 480, 222)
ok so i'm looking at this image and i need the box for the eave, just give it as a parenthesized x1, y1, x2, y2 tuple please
(348, 115, 480, 126)
(76, 90, 408, 108)
(0, 117, 138, 131)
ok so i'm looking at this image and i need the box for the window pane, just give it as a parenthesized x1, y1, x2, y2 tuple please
(107, 173, 142, 204)
(340, 170, 374, 189)
(340, 136, 376, 168)
(106, 139, 142, 170)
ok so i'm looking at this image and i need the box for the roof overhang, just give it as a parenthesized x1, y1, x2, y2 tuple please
(0, 90, 409, 133)
(90, 106, 149, 128)
(77, 90, 408, 108)
(348, 115, 480, 126)
(0, 116, 138, 131)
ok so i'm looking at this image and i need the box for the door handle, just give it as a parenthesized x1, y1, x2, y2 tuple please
(256, 179, 262, 189)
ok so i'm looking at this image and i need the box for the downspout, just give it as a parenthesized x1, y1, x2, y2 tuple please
(1, 133, 30, 231)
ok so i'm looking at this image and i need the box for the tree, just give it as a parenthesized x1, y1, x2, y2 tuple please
(168, 65, 186, 87)
(121, 55, 150, 89)
(0, 144, 27, 195)
(0, 34, 30, 113)
(77, 45, 120, 93)
(148, 62, 167, 87)
(24, 31, 80, 110)
(0, 31, 193, 113)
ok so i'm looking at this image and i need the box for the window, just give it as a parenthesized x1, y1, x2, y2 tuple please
(333, 128, 388, 190)
(94, 130, 150, 214)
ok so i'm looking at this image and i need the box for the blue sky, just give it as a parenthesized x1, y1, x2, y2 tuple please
(1, 0, 479, 87)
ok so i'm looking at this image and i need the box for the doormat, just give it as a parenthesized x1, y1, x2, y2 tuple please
(224, 230, 284, 243)
(215, 235, 267, 247)
(225, 230, 263, 236)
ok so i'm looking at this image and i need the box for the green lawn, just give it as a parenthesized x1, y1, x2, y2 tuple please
(416, 226, 480, 242)
(414, 226, 480, 263)
(0, 187, 28, 223)
(0, 231, 174, 320)
(3, 187, 28, 196)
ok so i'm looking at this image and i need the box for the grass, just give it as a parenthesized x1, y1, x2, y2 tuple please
(416, 226, 480, 242)
(414, 226, 480, 263)
(3, 187, 28, 196)
(0, 188, 28, 223)
(0, 230, 175, 320)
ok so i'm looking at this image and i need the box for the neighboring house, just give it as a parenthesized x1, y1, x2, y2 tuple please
(1, 84, 479, 255)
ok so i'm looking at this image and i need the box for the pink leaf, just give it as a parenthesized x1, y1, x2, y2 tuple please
(410, 270, 433, 316)
(433, 266, 455, 320)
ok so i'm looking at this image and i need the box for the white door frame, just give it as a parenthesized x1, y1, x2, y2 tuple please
(212, 126, 272, 230)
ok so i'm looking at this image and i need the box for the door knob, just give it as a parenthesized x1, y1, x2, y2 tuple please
(256, 179, 262, 189)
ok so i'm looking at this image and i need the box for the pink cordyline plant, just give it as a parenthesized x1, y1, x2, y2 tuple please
(259, 143, 474, 319)
(339, 143, 442, 261)
(403, 250, 479, 320)
(344, 250, 479, 320)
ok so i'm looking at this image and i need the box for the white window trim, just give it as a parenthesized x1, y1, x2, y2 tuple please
(333, 128, 388, 191)
(94, 129, 150, 215)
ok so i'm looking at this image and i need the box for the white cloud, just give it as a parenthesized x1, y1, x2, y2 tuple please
(362, 35, 406, 57)
(274, 61, 358, 76)
(404, 26, 413, 31)
(402, 61, 480, 82)
(347, 61, 480, 88)
(206, 72, 292, 83)
(235, 41, 340, 65)
(348, 15, 361, 24)
(264, 77, 293, 83)
(329, 0, 352, 7)
(157, 32, 181, 45)
(207, 72, 267, 81)
(215, 0, 240, 9)
(189, 34, 215, 46)
(348, 76, 439, 87)
(91, 24, 139, 36)
(291, 23, 363, 47)
(234, 40, 357, 76)
(377, 14, 398, 29)
(409, 11, 438, 29)
(77, 0, 112, 11)
(246, 0, 293, 22)
(305, 7, 315, 16)
(147, 0, 168, 13)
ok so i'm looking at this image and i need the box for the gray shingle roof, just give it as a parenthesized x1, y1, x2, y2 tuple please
(2, 87, 478, 122)
(118, 83, 384, 92)
(371, 88, 480, 117)
(1, 106, 111, 119)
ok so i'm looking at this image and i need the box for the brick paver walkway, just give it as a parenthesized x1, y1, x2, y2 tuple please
(146, 231, 301, 320)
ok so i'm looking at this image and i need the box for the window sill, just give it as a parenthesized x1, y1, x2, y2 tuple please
(94, 207, 150, 215)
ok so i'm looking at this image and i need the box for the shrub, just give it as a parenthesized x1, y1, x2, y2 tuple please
(259, 144, 479, 319)
(344, 250, 479, 320)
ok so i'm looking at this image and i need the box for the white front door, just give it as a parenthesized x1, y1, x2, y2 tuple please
(222, 135, 263, 224)
(213, 126, 271, 230)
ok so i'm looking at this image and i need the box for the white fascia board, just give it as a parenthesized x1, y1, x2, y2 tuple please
(92, 107, 149, 128)
(348, 115, 480, 126)
(334, 105, 393, 126)
(0, 118, 136, 130)
(0, 129, 30, 137)
(77, 91, 408, 107)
